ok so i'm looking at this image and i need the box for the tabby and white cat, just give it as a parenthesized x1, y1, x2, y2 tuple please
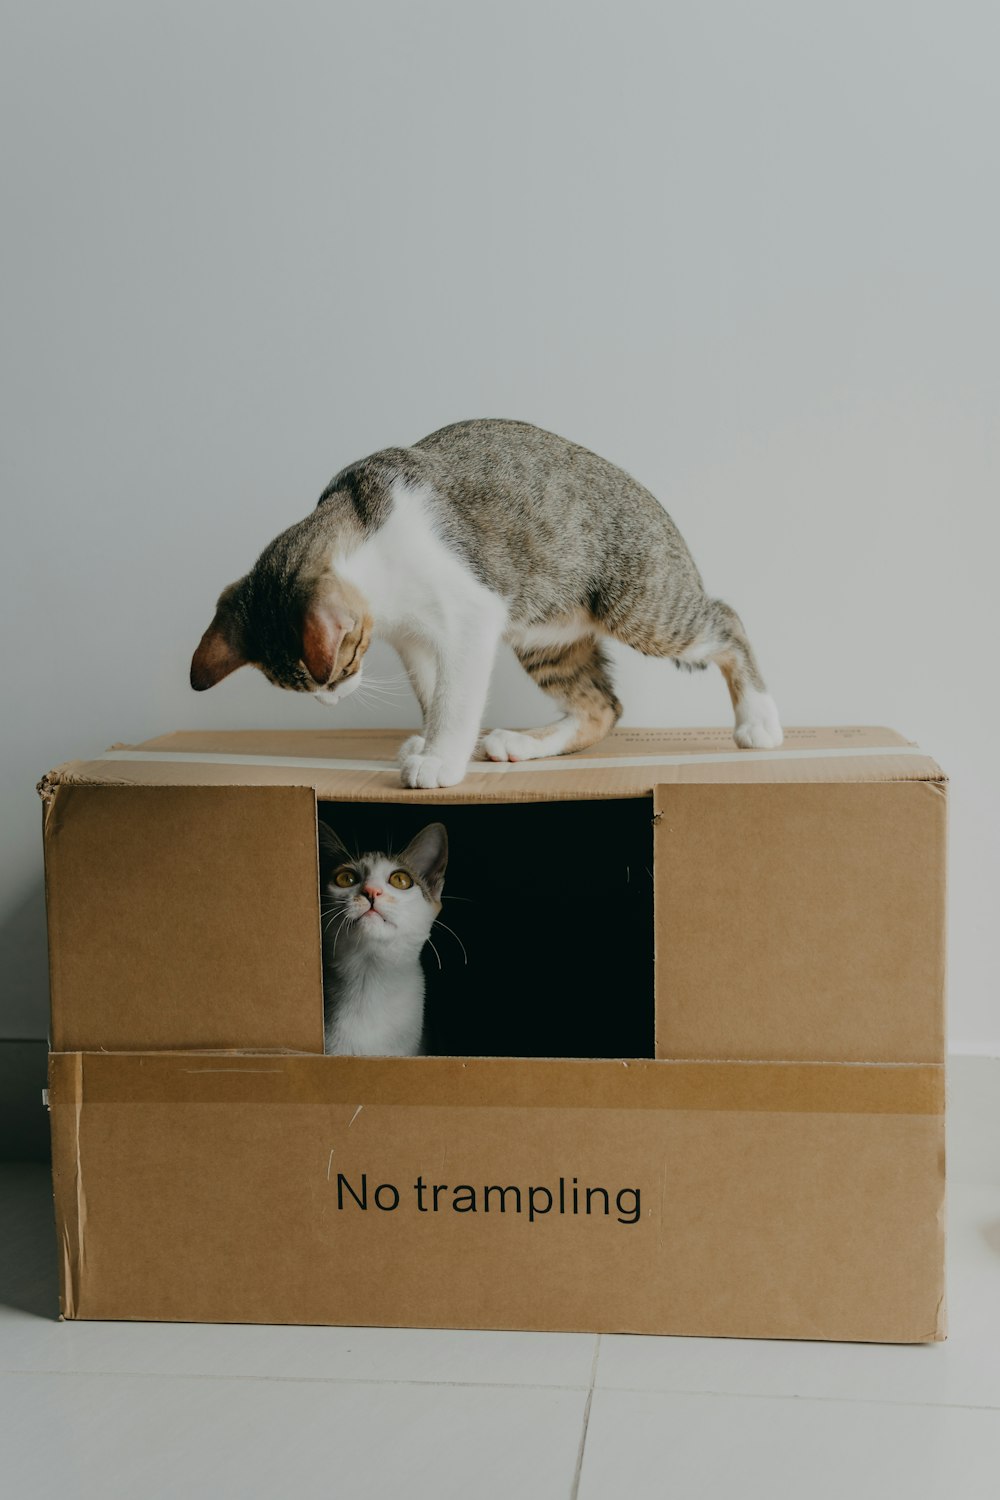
(192, 419, 782, 787)
(318, 821, 447, 1056)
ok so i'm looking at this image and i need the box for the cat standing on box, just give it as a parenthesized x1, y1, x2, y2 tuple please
(192, 419, 782, 787)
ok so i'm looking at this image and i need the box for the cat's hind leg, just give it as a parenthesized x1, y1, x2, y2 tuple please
(609, 589, 781, 748)
(480, 632, 622, 762)
(678, 599, 783, 749)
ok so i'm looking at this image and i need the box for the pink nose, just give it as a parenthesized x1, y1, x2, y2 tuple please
(363, 883, 383, 901)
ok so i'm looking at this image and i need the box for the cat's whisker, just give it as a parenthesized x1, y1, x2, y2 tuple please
(352, 687, 402, 711)
(361, 671, 409, 688)
(323, 908, 350, 936)
(357, 688, 407, 706)
(433, 919, 468, 966)
(426, 936, 443, 972)
(328, 692, 358, 715)
(331, 911, 356, 958)
(442, 895, 475, 904)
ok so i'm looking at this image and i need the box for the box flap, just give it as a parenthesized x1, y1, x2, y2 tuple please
(43, 783, 324, 1053)
(49, 1051, 945, 1341)
(654, 780, 947, 1064)
(38, 725, 945, 806)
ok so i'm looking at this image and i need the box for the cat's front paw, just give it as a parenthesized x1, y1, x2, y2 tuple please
(733, 692, 783, 750)
(399, 750, 468, 789)
(397, 734, 426, 764)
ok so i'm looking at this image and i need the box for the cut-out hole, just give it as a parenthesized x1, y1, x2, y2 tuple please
(317, 798, 654, 1060)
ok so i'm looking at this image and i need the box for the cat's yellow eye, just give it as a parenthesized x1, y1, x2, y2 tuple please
(388, 870, 413, 890)
(333, 868, 359, 888)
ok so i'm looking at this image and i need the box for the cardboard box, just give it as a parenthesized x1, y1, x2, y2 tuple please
(41, 726, 947, 1340)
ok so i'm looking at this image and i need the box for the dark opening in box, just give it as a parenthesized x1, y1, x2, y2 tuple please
(317, 798, 655, 1060)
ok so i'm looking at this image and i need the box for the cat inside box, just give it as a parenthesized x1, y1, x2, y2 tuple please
(318, 799, 654, 1060)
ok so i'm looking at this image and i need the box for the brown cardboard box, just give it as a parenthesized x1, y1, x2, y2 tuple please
(41, 725, 947, 1340)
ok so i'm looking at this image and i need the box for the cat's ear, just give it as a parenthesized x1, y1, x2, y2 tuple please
(190, 604, 247, 691)
(300, 600, 349, 686)
(317, 821, 351, 872)
(401, 823, 449, 901)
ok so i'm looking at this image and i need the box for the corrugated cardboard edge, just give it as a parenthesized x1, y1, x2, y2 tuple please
(38, 780, 63, 1056)
(48, 1051, 84, 1320)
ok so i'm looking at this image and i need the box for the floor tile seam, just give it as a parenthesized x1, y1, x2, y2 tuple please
(569, 1336, 601, 1500)
(588, 1383, 1000, 1414)
(1, 1368, 998, 1414)
(0, 1366, 595, 1394)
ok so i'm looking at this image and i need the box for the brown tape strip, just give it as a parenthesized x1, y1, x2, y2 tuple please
(49, 1053, 944, 1116)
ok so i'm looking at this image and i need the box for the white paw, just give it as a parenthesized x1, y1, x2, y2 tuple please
(479, 728, 544, 763)
(399, 751, 468, 789)
(734, 692, 783, 750)
(397, 734, 426, 764)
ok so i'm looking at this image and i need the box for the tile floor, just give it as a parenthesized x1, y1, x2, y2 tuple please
(1, 1060, 998, 1499)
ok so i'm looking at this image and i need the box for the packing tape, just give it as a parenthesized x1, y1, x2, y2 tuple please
(98, 745, 930, 776)
(49, 1054, 945, 1115)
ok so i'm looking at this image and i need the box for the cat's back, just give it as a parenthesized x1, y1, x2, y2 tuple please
(323, 418, 667, 530)
(413, 418, 650, 516)
(320, 420, 696, 614)
(410, 419, 692, 600)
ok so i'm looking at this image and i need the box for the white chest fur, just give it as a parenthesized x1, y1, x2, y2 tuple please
(336, 480, 507, 645)
(324, 947, 426, 1057)
(334, 480, 510, 789)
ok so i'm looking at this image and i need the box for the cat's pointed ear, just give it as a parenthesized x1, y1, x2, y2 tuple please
(402, 823, 449, 901)
(190, 607, 247, 691)
(318, 821, 351, 872)
(301, 601, 349, 686)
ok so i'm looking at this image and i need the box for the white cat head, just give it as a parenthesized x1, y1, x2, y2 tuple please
(318, 822, 448, 956)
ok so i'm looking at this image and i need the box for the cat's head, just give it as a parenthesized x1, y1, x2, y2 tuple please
(318, 822, 448, 953)
(190, 534, 372, 701)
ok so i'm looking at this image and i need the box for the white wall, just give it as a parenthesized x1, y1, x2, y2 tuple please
(2, 1, 996, 1046)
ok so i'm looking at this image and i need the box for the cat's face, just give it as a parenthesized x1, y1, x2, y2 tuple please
(190, 564, 372, 698)
(318, 822, 448, 955)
